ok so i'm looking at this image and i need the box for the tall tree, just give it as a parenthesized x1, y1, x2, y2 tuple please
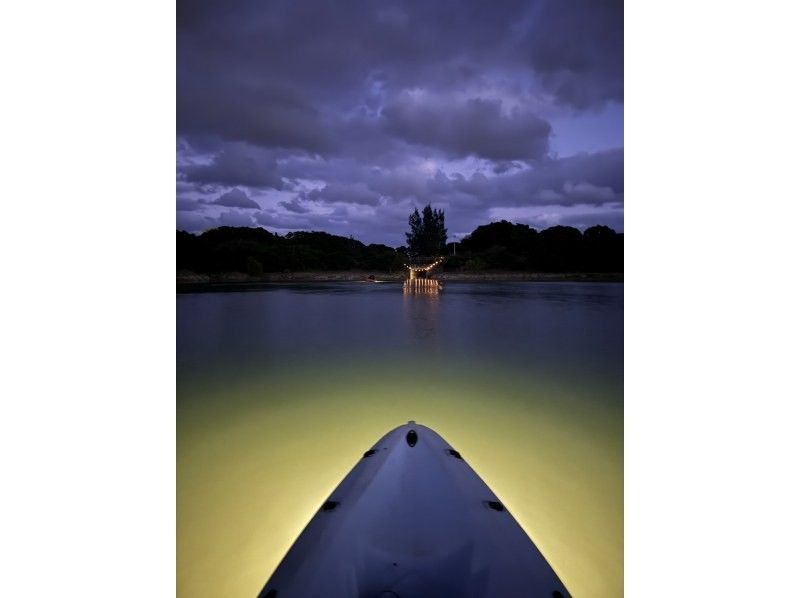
(406, 204, 447, 255)
(406, 208, 423, 252)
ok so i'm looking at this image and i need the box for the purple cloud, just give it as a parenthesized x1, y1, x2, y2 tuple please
(176, 0, 623, 243)
(211, 188, 260, 209)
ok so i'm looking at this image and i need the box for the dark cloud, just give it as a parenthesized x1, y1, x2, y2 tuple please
(304, 182, 382, 206)
(492, 161, 524, 175)
(403, 148, 624, 209)
(526, 0, 623, 109)
(383, 94, 551, 161)
(211, 188, 260, 209)
(176, 198, 201, 212)
(177, 0, 623, 241)
(177, 0, 621, 154)
(181, 143, 284, 189)
(177, 81, 334, 153)
(279, 198, 310, 214)
(497, 148, 624, 206)
(177, 0, 535, 103)
(177, 147, 622, 244)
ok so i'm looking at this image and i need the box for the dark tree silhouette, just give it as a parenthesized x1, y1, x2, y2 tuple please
(582, 225, 623, 272)
(406, 209, 422, 252)
(534, 225, 582, 271)
(458, 220, 537, 270)
(176, 219, 622, 276)
(406, 204, 447, 255)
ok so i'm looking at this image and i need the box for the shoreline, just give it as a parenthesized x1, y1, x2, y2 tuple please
(177, 270, 622, 291)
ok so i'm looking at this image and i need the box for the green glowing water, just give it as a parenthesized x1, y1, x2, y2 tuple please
(177, 282, 623, 597)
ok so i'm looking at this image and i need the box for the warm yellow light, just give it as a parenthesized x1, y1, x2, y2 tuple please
(178, 362, 622, 598)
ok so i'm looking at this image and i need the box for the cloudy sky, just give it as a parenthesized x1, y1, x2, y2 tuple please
(177, 0, 623, 246)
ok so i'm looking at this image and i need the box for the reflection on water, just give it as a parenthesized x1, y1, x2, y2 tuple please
(402, 278, 443, 295)
(403, 281, 441, 341)
(177, 282, 623, 598)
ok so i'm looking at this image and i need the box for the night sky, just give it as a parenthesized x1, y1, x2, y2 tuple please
(177, 0, 623, 246)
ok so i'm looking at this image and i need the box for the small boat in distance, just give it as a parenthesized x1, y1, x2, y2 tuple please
(257, 422, 571, 598)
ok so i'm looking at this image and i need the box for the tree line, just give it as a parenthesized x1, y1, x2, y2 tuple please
(450, 220, 622, 272)
(177, 220, 622, 275)
(177, 228, 403, 275)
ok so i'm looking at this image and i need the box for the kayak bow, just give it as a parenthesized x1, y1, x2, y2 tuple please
(258, 421, 570, 598)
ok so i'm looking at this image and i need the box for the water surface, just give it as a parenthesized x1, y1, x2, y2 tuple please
(177, 282, 623, 597)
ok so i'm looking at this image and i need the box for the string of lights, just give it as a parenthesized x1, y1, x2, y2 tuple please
(403, 257, 445, 272)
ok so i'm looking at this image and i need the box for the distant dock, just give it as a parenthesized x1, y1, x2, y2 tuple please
(403, 256, 444, 294)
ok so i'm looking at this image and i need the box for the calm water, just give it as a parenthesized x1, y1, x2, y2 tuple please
(177, 282, 623, 598)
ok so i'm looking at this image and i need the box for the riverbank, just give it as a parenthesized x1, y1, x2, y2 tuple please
(177, 269, 622, 291)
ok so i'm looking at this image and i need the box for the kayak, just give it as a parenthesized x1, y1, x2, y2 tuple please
(257, 421, 571, 598)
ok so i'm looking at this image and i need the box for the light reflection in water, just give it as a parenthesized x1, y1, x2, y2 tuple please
(177, 282, 622, 598)
(402, 278, 443, 295)
(403, 281, 441, 342)
(177, 361, 622, 598)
